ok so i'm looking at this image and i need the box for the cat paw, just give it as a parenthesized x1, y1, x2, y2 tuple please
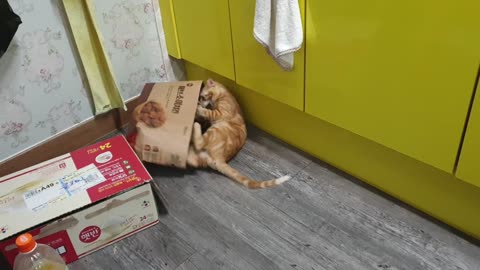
(193, 122, 203, 136)
(194, 122, 202, 131)
(196, 105, 205, 116)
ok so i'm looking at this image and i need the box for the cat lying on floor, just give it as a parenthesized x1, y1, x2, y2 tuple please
(187, 79, 290, 189)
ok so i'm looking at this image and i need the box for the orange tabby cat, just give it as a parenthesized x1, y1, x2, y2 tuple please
(187, 79, 290, 189)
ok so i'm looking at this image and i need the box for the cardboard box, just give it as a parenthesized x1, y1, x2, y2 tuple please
(0, 135, 163, 267)
(130, 81, 202, 168)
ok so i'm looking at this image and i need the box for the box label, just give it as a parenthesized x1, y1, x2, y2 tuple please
(23, 164, 105, 212)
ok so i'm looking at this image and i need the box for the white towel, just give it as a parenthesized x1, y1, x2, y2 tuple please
(253, 0, 303, 71)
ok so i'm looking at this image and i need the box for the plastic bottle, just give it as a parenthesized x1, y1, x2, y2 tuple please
(13, 233, 67, 270)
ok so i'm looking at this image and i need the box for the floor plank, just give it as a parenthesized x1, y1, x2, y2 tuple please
(68, 127, 480, 270)
(158, 175, 329, 270)
(175, 249, 240, 270)
(69, 222, 195, 270)
(152, 180, 277, 270)
(297, 162, 480, 270)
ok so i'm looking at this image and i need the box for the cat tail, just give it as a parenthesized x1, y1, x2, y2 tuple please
(207, 158, 291, 189)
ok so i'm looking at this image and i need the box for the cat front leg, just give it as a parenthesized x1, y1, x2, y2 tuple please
(197, 105, 223, 121)
(192, 122, 205, 151)
(196, 105, 210, 119)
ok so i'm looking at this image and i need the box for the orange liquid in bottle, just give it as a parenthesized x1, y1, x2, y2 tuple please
(33, 260, 68, 270)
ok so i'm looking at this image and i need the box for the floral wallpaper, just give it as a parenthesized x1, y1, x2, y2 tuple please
(0, 0, 182, 164)
(92, 0, 183, 100)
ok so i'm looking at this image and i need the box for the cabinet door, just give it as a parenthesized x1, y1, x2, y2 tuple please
(159, 0, 181, 58)
(173, 0, 235, 80)
(456, 84, 480, 188)
(305, 0, 480, 172)
(229, 0, 305, 110)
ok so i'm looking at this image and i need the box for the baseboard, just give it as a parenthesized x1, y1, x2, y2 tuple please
(0, 97, 140, 177)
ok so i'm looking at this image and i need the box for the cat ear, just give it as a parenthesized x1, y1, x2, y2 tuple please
(207, 79, 216, 87)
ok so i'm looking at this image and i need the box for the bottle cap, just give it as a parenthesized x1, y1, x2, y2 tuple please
(15, 233, 36, 253)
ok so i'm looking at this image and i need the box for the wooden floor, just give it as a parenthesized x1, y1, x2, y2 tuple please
(71, 128, 480, 270)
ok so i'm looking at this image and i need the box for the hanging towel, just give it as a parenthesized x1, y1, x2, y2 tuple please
(254, 0, 303, 71)
(63, 0, 126, 115)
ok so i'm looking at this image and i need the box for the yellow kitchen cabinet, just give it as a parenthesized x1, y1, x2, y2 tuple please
(229, 0, 305, 110)
(456, 83, 480, 188)
(186, 61, 480, 239)
(173, 0, 235, 80)
(158, 0, 181, 58)
(305, 0, 480, 172)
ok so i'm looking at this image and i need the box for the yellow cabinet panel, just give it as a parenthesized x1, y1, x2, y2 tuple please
(159, 0, 181, 58)
(173, 0, 235, 80)
(229, 0, 305, 110)
(305, 0, 480, 172)
(456, 82, 480, 188)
